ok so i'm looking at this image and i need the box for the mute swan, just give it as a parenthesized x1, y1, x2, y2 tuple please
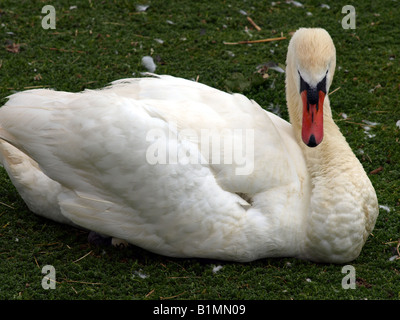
(0, 28, 378, 263)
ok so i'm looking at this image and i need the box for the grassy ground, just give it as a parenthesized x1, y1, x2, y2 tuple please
(0, 0, 399, 300)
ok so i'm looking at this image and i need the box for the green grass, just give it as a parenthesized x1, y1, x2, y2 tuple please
(0, 0, 399, 300)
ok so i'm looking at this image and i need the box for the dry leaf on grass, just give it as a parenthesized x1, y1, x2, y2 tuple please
(5, 42, 20, 53)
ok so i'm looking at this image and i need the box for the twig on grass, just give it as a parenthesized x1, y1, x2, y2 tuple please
(73, 250, 93, 263)
(33, 256, 40, 269)
(247, 17, 261, 31)
(145, 289, 155, 298)
(370, 166, 383, 175)
(329, 86, 341, 95)
(102, 21, 126, 26)
(131, 33, 152, 39)
(23, 85, 51, 89)
(35, 242, 61, 247)
(160, 291, 187, 300)
(167, 276, 201, 279)
(61, 278, 102, 285)
(341, 120, 375, 127)
(223, 36, 286, 45)
(42, 47, 86, 54)
(0, 201, 14, 209)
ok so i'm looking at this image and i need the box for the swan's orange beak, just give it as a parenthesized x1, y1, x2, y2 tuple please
(301, 89, 325, 148)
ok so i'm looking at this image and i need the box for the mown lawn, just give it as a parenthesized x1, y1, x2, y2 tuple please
(0, 0, 399, 301)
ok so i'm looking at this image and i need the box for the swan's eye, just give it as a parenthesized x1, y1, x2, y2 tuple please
(317, 71, 328, 94)
(298, 71, 309, 93)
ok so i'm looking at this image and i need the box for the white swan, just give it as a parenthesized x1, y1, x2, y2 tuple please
(0, 28, 378, 263)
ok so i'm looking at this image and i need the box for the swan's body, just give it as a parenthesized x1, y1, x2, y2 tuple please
(0, 28, 378, 263)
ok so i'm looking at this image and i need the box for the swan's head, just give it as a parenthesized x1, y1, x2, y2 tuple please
(286, 28, 336, 147)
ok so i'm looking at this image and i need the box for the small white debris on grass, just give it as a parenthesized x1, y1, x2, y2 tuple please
(212, 265, 223, 273)
(244, 27, 253, 37)
(362, 120, 379, 126)
(133, 270, 149, 279)
(341, 113, 348, 119)
(363, 126, 371, 132)
(269, 65, 285, 73)
(267, 103, 282, 116)
(321, 4, 330, 9)
(396, 120, 400, 129)
(287, 0, 303, 7)
(362, 120, 379, 139)
(154, 38, 164, 44)
(270, 79, 276, 89)
(141, 56, 156, 72)
(369, 84, 382, 93)
(306, 278, 312, 282)
(69, 5, 78, 10)
(379, 205, 390, 213)
(136, 4, 149, 12)
(364, 132, 376, 139)
(389, 255, 398, 262)
(239, 9, 247, 15)
(256, 62, 285, 74)
(166, 20, 175, 25)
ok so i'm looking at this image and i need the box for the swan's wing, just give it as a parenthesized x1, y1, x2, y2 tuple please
(0, 88, 255, 260)
(0, 75, 306, 260)
(103, 75, 306, 194)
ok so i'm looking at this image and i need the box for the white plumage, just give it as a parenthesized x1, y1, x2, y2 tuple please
(0, 28, 378, 263)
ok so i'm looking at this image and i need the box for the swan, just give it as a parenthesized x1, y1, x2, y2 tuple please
(0, 28, 378, 263)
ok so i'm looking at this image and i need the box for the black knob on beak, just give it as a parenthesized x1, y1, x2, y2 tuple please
(307, 86, 318, 105)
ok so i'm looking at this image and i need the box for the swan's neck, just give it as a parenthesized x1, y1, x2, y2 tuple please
(286, 80, 378, 263)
